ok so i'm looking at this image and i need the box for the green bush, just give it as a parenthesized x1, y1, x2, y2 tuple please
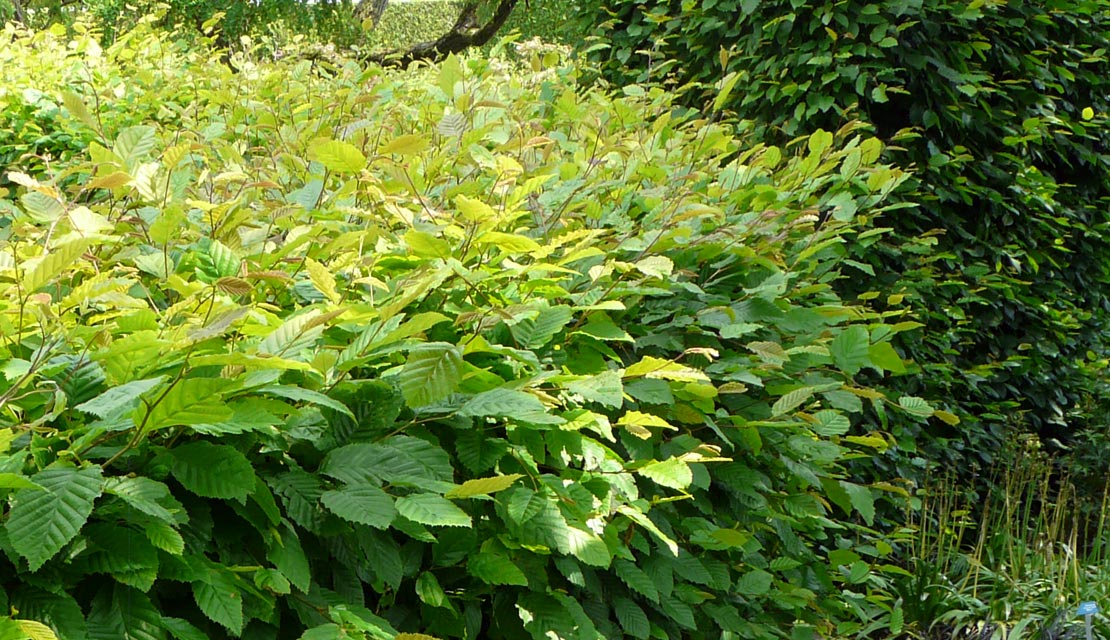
(0, 24, 939, 639)
(581, 0, 1110, 480)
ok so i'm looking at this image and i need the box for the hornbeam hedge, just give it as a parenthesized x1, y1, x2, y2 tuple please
(0, 23, 936, 639)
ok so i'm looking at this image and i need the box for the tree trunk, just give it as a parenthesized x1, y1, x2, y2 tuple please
(10, 0, 26, 24)
(366, 0, 519, 67)
(357, 0, 390, 30)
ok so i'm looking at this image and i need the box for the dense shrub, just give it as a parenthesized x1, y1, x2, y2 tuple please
(581, 0, 1110, 480)
(0, 23, 948, 639)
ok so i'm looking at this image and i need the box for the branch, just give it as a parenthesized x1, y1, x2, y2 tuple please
(366, 0, 520, 68)
(10, 0, 25, 24)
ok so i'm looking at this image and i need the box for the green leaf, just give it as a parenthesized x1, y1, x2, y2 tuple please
(508, 305, 573, 348)
(714, 71, 741, 111)
(398, 342, 463, 407)
(613, 596, 650, 639)
(445, 474, 522, 498)
(321, 484, 396, 529)
(395, 494, 472, 527)
(171, 441, 255, 501)
(310, 139, 367, 174)
(322, 436, 453, 489)
(830, 326, 870, 375)
(636, 458, 692, 490)
(7, 464, 103, 571)
(811, 410, 851, 436)
(300, 624, 343, 640)
(193, 572, 243, 635)
(23, 239, 89, 292)
(267, 526, 311, 593)
(771, 386, 814, 416)
(415, 571, 448, 608)
(735, 569, 774, 596)
(567, 370, 624, 409)
(868, 341, 906, 373)
(660, 596, 696, 630)
(114, 125, 157, 164)
(898, 395, 935, 418)
(467, 551, 528, 586)
(0, 473, 42, 490)
(566, 526, 610, 567)
(842, 481, 876, 525)
(160, 618, 208, 640)
(11, 587, 87, 640)
(259, 384, 355, 419)
(86, 585, 164, 640)
(76, 377, 164, 420)
(455, 431, 509, 473)
(613, 559, 659, 602)
(458, 388, 549, 420)
(137, 379, 232, 433)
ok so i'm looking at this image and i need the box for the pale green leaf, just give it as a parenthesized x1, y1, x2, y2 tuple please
(636, 458, 692, 490)
(476, 231, 541, 254)
(811, 410, 851, 436)
(305, 257, 341, 304)
(899, 395, 935, 418)
(566, 526, 610, 567)
(395, 494, 472, 527)
(771, 386, 814, 416)
(310, 139, 367, 174)
(567, 370, 624, 409)
(455, 194, 495, 223)
(398, 342, 463, 407)
(23, 240, 89, 292)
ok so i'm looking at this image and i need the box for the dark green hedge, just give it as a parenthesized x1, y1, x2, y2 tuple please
(581, 0, 1110, 480)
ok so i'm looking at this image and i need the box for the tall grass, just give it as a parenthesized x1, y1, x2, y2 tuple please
(897, 437, 1110, 639)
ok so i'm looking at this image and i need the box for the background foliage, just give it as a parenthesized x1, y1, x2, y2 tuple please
(582, 0, 1110, 484)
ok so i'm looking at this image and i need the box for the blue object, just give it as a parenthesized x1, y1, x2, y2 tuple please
(1078, 601, 1099, 616)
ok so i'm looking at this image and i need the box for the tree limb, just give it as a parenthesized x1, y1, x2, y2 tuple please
(10, 0, 25, 24)
(366, 0, 520, 68)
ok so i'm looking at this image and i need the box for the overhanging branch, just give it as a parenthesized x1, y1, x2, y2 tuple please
(366, 0, 520, 68)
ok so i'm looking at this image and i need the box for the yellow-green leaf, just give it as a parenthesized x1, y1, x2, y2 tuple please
(310, 139, 366, 174)
(305, 257, 341, 304)
(445, 474, 523, 498)
(476, 232, 541, 254)
(380, 134, 430, 156)
(23, 240, 89, 292)
(455, 194, 496, 223)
